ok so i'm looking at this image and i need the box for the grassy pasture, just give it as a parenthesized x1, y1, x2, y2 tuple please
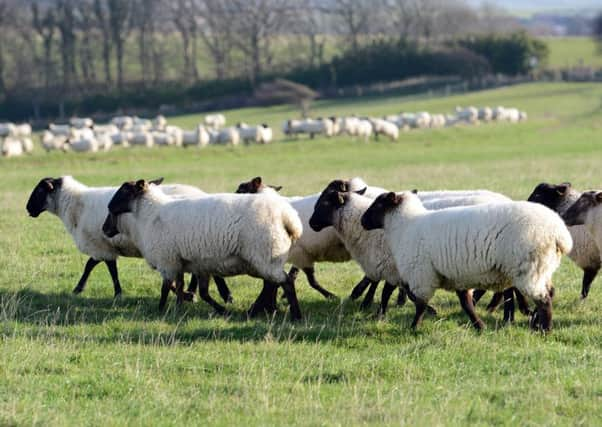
(545, 36, 602, 69)
(1, 82, 602, 426)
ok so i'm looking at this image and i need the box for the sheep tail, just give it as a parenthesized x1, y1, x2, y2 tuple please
(556, 226, 573, 255)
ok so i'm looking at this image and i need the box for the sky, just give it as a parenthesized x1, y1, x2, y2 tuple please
(467, 0, 601, 13)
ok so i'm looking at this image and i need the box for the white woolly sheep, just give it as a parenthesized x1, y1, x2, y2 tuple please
(129, 131, 154, 147)
(70, 117, 94, 129)
(370, 118, 399, 141)
(530, 182, 601, 299)
(103, 180, 304, 319)
(1, 137, 24, 157)
(111, 116, 134, 130)
(0, 122, 16, 137)
(49, 123, 72, 137)
(235, 177, 349, 300)
(361, 192, 572, 331)
(25, 176, 232, 304)
(204, 113, 226, 130)
(42, 131, 68, 152)
(212, 127, 240, 145)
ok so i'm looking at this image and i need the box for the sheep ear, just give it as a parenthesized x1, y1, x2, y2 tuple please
(596, 192, 602, 204)
(556, 184, 569, 196)
(386, 192, 403, 205)
(337, 192, 346, 205)
(149, 177, 164, 186)
(252, 177, 262, 189)
(135, 179, 148, 192)
(269, 185, 283, 192)
(340, 181, 348, 192)
(411, 189, 418, 194)
(354, 187, 367, 195)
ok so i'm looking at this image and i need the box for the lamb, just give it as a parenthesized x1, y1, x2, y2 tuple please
(235, 177, 349, 300)
(530, 182, 601, 298)
(25, 176, 232, 304)
(361, 191, 572, 331)
(204, 113, 226, 130)
(102, 179, 304, 319)
(370, 118, 399, 141)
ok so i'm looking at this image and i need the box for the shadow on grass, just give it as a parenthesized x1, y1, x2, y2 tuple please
(0, 287, 544, 344)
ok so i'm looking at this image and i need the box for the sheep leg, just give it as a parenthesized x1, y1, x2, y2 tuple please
(502, 288, 515, 324)
(457, 289, 485, 330)
(486, 292, 504, 312)
(159, 279, 172, 311)
(303, 267, 337, 300)
(411, 299, 428, 330)
(197, 275, 226, 315)
(377, 282, 396, 317)
(248, 281, 279, 317)
(397, 287, 407, 307)
(104, 260, 122, 297)
(281, 276, 303, 321)
(360, 281, 379, 310)
(187, 275, 198, 294)
(404, 284, 437, 316)
(514, 288, 531, 316)
(350, 276, 372, 300)
(72, 257, 101, 294)
(581, 267, 599, 299)
(471, 289, 487, 305)
(213, 276, 233, 304)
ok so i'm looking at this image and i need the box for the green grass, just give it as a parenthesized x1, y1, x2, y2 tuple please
(2, 82, 602, 426)
(545, 36, 602, 68)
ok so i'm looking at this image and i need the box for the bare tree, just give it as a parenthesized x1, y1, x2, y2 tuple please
(55, 0, 78, 90)
(197, 0, 233, 79)
(230, 0, 293, 84)
(594, 11, 602, 52)
(0, 1, 15, 94)
(171, 0, 200, 82)
(108, 0, 131, 91)
(32, 3, 56, 91)
(93, 0, 112, 85)
(76, 1, 97, 85)
(294, 0, 328, 68)
(331, 0, 373, 54)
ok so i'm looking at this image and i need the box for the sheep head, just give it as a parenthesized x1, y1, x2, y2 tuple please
(26, 177, 63, 217)
(562, 191, 602, 226)
(361, 192, 403, 230)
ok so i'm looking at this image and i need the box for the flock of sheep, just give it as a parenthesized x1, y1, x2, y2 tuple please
(1, 105, 526, 158)
(283, 106, 527, 142)
(26, 174, 598, 333)
(0, 113, 272, 157)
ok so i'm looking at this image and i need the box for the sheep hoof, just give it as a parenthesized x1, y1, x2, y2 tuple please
(425, 305, 437, 316)
(113, 292, 122, 299)
(529, 312, 540, 330)
(181, 291, 195, 302)
(72, 286, 84, 295)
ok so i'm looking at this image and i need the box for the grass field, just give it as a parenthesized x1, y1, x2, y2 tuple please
(545, 36, 602, 69)
(2, 82, 602, 426)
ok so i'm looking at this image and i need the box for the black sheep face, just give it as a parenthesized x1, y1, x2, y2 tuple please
(527, 182, 571, 211)
(562, 191, 602, 226)
(309, 189, 347, 232)
(361, 192, 403, 231)
(26, 177, 62, 217)
(108, 179, 148, 216)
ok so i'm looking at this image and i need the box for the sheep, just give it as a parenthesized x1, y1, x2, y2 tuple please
(297, 118, 337, 138)
(14, 123, 32, 138)
(316, 179, 519, 318)
(478, 107, 493, 122)
(529, 182, 601, 299)
(67, 136, 99, 153)
(0, 122, 16, 137)
(414, 112, 432, 129)
(151, 131, 178, 147)
(179, 125, 210, 147)
(370, 118, 399, 141)
(70, 117, 94, 129)
(235, 177, 349, 300)
(95, 133, 114, 151)
(237, 123, 273, 144)
(111, 132, 131, 147)
(49, 123, 72, 137)
(341, 117, 373, 142)
(259, 124, 273, 144)
(93, 124, 119, 136)
(42, 130, 68, 152)
(361, 191, 572, 331)
(456, 106, 479, 124)
(212, 127, 240, 145)
(204, 113, 226, 130)
(133, 117, 152, 129)
(102, 179, 304, 319)
(21, 137, 34, 154)
(111, 116, 134, 130)
(1, 137, 24, 157)
(429, 114, 446, 129)
(25, 176, 232, 304)
(282, 119, 305, 137)
(129, 131, 154, 147)
(152, 115, 167, 131)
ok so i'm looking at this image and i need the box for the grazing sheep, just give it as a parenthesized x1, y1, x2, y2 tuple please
(456, 106, 479, 124)
(212, 127, 240, 145)
(42, 131, 68, 152)
(204, 113, 226, 130)
(111, 116, 134, 130)
(25, 176, 231, 304)
(151, 131, 178, 147)
(67, 136, 99, 153)
(370, 118, 399, 141)
(361, 191, 572, 331)
(478, 107, 493, 122)
(153, 115, 167, 131)
(49, 123, 72, 137)
(0, 122, 16, 137)
(235, 177, 348, 300)
(531, 182, 602, 298)
(102, 179, 304, 319)
(237, 123, 273, 144)
(129, 131, 154, 147)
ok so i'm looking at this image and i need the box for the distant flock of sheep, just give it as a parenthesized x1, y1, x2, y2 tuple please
(27, 174, 598, 333)
(1, 105, 526, 158)
(283, 106, 527, 142)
